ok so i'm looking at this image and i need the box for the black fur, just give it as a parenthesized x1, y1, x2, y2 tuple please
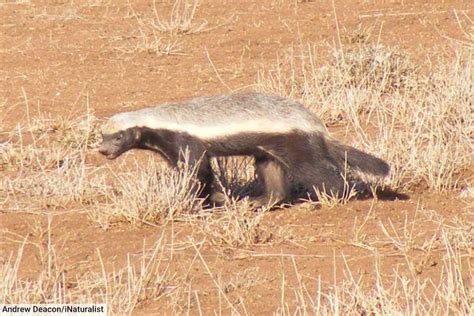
(99, 126, 390, 207)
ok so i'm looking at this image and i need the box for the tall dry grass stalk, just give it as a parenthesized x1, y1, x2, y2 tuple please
(151, 0, 207, 35)
(257, 43, 472, 192)
(312, 158, 359, 207)
(211, 156, 256, 198)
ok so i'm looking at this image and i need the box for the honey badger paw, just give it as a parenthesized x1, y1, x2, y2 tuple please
(247, 195, 284, 210)
(209, 191, 227, 207)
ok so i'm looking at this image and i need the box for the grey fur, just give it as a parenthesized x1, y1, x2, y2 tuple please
(101, 92, 328, 138)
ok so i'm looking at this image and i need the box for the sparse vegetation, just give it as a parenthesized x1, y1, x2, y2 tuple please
(1, 224, 175, 314)
(196, 197, 273, 249)
(275, 228, 472, 315)
(115, 1, 185, 56)
(87, 156, 203, 228)
(1, 1, 472, 314)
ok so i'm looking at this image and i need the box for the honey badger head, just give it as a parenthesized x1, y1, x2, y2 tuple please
(99, 112, 145, 159)
(99, 127, 141, 159)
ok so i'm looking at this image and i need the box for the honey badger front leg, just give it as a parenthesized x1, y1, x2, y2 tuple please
(173, 139, 218, 206)
(189, 153, 215, 203)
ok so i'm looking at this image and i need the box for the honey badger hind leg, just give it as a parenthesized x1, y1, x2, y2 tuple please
(294, 159, 347, 200)
(249, 156, 290, 209)
(292, 135, 352, 200)
(258, 132, 348, 202)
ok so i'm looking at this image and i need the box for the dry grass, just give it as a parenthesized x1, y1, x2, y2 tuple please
(2, 207, 471, 314)
(1, 156, 107, 210)
(87, 156, 203, 229)
(1, 223, 175, 314)
(134, 28, 183, 56)
(87, 154, 277, 250)
(273, 209, 473, 315)
(439, 10, 474, 49)
(256, 42, 417, 123)
(196, 197, 272, 249)
(313, 184, 358, 208)
(114, 2, 184, 56)
(348, 52, 472, 191)
(311, 160, 359, 207)
(150, 0, 208, 35)
(257, 42, 472, 192)
(212, 156, 256, 198)
(0, 112, 101, 172)
(0, 111, 104, 211)
(115, 0, 213, 57)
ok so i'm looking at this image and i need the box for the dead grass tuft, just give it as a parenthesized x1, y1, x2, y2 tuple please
(134, 29, 183, 56)
(1, 156, 107, 210)
(197, 197, 272, 249)
(0, 112, 101, 172)
(0, 111, 105, 211)
(310, 160, 359, 207)
(114, 5, 184, 56)
(349, 52, 472, 191)
(88, 156, 203, 229)
(257, 43, 415, 123)
(150, 0, 208, 35)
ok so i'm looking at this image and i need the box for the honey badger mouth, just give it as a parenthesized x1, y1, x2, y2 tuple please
(104, 152, 119, 159)
(98, 146, 122, 159)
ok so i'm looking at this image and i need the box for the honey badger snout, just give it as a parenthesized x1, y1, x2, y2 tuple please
(98, 140, 121, 159)
(98, 142, 113, 156)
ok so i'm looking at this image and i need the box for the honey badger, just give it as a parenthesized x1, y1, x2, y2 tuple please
(99, 92, 389, 207)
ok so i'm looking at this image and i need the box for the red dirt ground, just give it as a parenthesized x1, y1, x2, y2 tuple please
(1, 0, 472, 314)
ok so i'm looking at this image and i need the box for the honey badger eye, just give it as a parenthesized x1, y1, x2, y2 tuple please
(116, 133, 124, 140)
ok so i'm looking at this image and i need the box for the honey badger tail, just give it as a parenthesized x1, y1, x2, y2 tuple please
(326, 139, 390, 177)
